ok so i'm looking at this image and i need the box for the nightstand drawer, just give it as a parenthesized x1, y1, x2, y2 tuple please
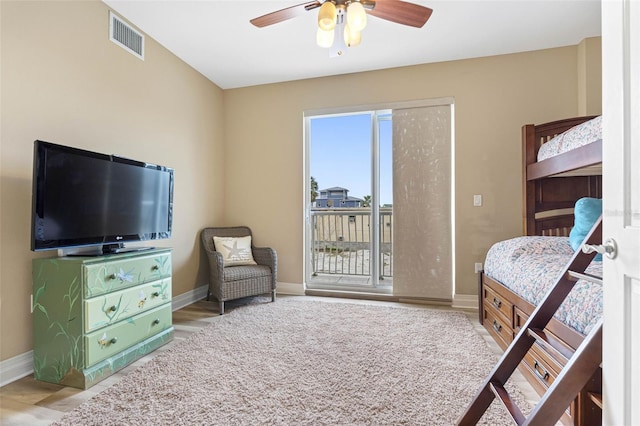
(83, 252, 172, 297)
(85, 304, 172, 366)
(84, 278, 172, 332)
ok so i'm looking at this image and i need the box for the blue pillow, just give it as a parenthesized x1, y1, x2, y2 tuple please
(569, 197, 603, 260)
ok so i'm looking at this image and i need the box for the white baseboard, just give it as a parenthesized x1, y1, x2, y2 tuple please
(452, 294, 479, 310)
(172, 284, 209, 311)
(170, 282, 305, 308)
(276, 282, 305, 296)
(0, 351, 34, 387)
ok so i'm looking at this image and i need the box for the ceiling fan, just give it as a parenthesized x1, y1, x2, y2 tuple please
(250, 0, 433, 56)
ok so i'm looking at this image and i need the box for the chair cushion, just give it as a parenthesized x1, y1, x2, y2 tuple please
(223, 264, 272, 282)
(213, 236, 257, 266)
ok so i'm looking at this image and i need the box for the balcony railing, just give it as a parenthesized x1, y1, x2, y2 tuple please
(310, 208, 393, 279)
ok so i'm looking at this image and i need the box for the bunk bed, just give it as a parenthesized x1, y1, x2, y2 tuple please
(479, 115, 602, 425)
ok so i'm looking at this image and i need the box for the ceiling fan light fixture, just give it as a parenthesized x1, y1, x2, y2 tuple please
(344, 25, 361, 47)
(316, 27, 335, 48)
(346, 1, 367, 32)
(318, 1, 337, 31)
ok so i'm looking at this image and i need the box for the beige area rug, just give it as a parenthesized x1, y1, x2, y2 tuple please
(53, 298, 530, 425)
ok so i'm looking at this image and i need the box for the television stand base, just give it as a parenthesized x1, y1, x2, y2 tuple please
(60, 245, 156, 257)
(102, 243, 154, 255)
(108, 246, 155, 255)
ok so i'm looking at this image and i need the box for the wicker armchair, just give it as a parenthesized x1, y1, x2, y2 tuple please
(201, 226, 277, 314)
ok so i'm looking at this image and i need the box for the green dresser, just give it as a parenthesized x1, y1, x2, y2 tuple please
(32, 248, 174, 389)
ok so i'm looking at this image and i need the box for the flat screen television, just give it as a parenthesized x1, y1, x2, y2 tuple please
(31, 140, 174, 255)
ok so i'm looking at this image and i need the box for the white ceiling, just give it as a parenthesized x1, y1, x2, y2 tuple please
(102, 0, 601, 90)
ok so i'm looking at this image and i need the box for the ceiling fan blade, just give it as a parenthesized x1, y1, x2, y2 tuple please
(250, 1, 322, 28)
(367, 0, 433, 28)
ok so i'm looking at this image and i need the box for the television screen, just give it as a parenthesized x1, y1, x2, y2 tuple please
(31, 140, 173, 254)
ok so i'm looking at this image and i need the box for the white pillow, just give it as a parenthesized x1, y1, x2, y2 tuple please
(213, 236, 257, 266)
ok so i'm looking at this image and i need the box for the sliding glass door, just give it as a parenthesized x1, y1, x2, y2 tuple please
(304, 99, 453, 300)
(306, 111, 392, 292)
(391, 104, 453, 300)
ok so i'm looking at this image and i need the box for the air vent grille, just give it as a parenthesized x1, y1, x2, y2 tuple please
(109, 11, 144, 60)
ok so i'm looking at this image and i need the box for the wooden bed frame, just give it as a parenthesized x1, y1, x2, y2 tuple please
(522, 115, 602, 237)
(480, 116, 602, 425)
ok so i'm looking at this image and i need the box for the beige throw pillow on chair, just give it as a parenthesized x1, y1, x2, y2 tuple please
(213, 236, 257, 266)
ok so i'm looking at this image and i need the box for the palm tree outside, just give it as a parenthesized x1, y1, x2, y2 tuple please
(310, 176, 319, 203)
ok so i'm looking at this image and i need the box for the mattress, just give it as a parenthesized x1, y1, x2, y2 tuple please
(537, 115, 602, 161)
(484, 236, 602, 335)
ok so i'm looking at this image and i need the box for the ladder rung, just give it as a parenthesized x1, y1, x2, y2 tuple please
(567, 270, 603, 285)
(588, 392, 603, 409)
(489, 381, 526, 425)
(527, 328, 573, 364)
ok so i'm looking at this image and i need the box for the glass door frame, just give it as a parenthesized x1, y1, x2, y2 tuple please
(304, 109, 390, 293)
(303, 98, 455, 295)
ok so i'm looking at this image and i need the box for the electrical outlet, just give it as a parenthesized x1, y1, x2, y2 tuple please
(474, 262, 483, 273)
(473, 194, 483, 207)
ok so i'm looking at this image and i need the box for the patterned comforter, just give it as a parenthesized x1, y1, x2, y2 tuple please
(484, 236, 602, 335)
(537, 116, 602, 162)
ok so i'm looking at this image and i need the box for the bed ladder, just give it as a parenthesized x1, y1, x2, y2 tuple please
(457, 216, 604, 425)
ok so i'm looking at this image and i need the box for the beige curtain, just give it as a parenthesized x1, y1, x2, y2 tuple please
(392, 104, 452, 300)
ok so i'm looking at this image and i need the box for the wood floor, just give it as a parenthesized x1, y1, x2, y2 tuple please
(0, 295, 540, 425)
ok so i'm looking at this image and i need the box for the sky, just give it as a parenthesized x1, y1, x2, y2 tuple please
(310, 113, 393, 206)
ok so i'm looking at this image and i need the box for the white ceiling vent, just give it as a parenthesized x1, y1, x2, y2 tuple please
(109, 11, 144, 60)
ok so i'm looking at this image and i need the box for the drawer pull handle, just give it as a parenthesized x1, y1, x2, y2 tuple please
(151, 291, 160, 297)
(152, 265, 159, 271)
(492, 319, 502, 333)
(108, 305, 117, 312)
(99, 335, 117, 347)
(152, 319, 160, 326)
(492, 297, 502, 309)
(533, 360, 550, 382)
(108, 273, 117, 280)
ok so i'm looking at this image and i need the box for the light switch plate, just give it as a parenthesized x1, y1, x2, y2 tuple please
(473, 194, 482, 207)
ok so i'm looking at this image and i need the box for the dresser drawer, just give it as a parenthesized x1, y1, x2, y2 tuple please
(83, 252, 172, 297)
(483, 306, 512, 349)
(523, 342, 562, 389)
(522, 343, 574, 421)
(85, 304, 172, 366)
(84, 278, 172, 332)
(483, 285, 513, 326)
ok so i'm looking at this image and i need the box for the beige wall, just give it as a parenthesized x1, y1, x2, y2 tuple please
(1, 1, 224, 360)
(0, 0, 601, 363)
(223, 40, 602, 298)
(578, 37, 603, 116)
